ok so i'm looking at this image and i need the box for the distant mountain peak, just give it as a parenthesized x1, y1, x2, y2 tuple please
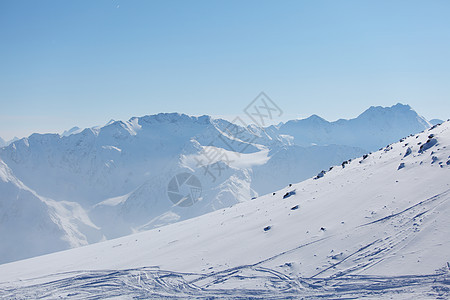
(61, 126, 82, 137)
(276, 103, 431, 151)
(105, 119, 116, 126)
(392, 102, 412, 109)
(0, 136, 20, 147)
(358, 103, 418, 119)
(305, 114, 328, 122)
(367, 103, 411, 112)
(429, 119, 444, 126)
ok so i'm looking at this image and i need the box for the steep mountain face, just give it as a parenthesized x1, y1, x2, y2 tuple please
(0, 137, 5, 148)
(0, 105, 434, 263)
(0, 121, 448, 299)
(0, 159, 102, 264)
(276, 103, 431, 151)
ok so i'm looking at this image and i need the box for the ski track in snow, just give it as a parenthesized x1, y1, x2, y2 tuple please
(2, 189, 450, 299)
(1, 266, 448, 299)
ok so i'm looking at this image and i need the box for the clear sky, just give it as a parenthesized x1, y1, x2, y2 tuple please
(1, 0, 449, 140)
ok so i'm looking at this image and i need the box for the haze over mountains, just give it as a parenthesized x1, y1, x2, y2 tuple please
(0, 109, 448, 299)
(0, 103, 436, 264)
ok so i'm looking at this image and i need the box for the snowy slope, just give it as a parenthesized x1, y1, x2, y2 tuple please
(0, 121, 448, 299)
(0, 159, 103, 264)
(0, 137, 5, 148)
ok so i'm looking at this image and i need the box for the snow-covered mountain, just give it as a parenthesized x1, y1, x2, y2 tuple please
(0, 104, 434, 264)
(0, 159, 103, 264)
(0, 137, 5, 148)
(0, 120, 448, 299)
(273, 103, 431, 151)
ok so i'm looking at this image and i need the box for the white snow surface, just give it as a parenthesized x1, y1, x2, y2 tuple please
(0, 121, 449, 299)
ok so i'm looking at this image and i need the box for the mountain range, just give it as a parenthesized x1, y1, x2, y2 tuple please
(0, 103, 435, 264)
(0, 111, 448, 299)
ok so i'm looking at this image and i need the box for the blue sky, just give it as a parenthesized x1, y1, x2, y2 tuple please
(1, 0, 449, 139)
